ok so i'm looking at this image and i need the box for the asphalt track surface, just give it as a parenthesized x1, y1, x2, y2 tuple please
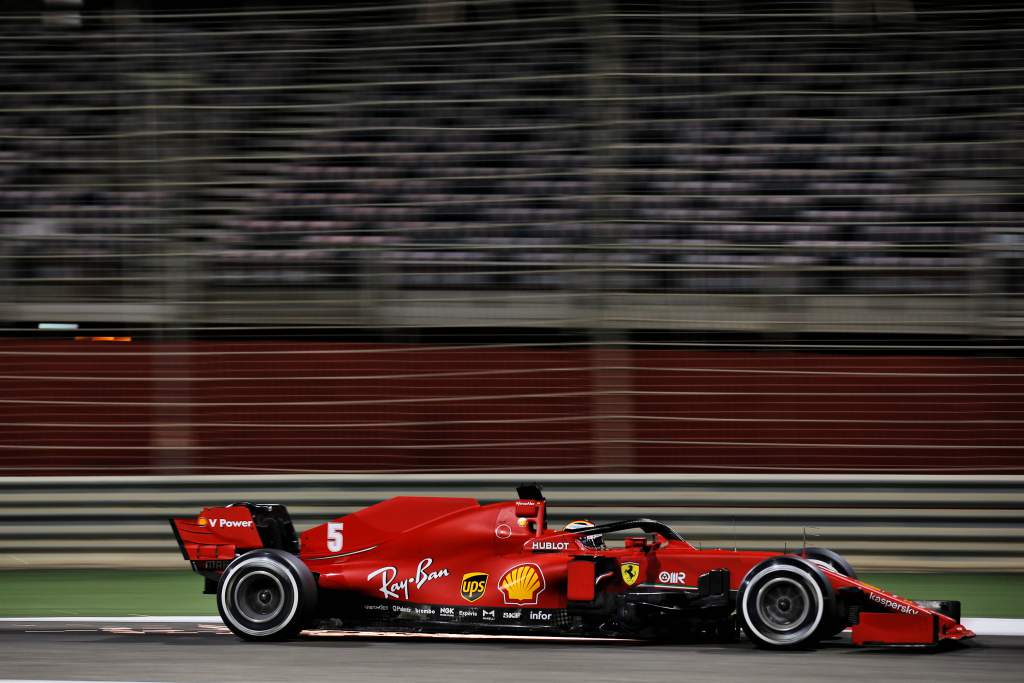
(0, 621, 1022, 683)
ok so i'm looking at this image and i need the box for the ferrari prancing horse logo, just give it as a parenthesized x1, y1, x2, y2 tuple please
(620, 561, 640, 586)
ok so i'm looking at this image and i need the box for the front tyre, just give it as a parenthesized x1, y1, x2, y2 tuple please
(738, 556, 835, 650)
(802, 547, 856, 638)
(803, 547, 857, 580)
(218, 548, 317, 641)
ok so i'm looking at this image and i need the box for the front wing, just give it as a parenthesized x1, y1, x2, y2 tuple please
(829, 573, 974, 646)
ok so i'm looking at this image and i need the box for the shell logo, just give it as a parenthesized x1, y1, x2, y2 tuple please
(197, 517, 208, 527)
(498, 563, 546, 605)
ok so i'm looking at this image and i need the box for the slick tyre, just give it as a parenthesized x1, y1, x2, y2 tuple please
(218, 548, 317, 641)
(803, 547, 857, 580)
(802, 547, 856, 638)
(738, 556, 835, 650)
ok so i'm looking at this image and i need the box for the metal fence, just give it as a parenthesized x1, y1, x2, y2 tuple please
(0, 1, 1022, 335)
(2, 473, 1021, 571)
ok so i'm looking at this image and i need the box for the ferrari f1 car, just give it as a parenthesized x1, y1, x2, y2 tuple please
(170, 484, 974, 649)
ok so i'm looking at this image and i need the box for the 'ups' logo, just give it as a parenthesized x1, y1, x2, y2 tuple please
(460, 572, 488, 602)
(498, 564, 546, 605)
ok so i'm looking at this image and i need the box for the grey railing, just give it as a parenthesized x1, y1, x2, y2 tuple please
(1, 474, 1021, 571)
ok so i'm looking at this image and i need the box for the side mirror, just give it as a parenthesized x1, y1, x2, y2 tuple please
(516, 483, 545, 501)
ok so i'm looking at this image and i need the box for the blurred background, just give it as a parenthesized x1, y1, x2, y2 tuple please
(0, 0, 1022, 589)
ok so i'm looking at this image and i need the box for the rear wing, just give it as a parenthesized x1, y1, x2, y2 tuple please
(170, 503, 299, 587)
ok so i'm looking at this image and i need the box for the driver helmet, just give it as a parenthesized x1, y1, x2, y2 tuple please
(563, 519, 604, 549)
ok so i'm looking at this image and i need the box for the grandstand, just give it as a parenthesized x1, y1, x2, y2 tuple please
(0, 0, 1021, 334)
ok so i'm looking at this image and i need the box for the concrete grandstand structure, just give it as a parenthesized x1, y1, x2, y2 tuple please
(0, 1, 1022, 334)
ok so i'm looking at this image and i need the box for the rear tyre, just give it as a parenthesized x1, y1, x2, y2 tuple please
(738, 556, 835, 650)
(218, 548, 317, 641)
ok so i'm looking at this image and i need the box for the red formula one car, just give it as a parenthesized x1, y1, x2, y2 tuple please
(170, 484, 973, 649)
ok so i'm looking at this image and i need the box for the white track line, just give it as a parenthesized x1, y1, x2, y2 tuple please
(0, 680, 173, 683)
(0, 616, 221, 623)
(302, 629, 630, 642)
(2, 616, 1022, 636)
(962, 618, 1024, 636)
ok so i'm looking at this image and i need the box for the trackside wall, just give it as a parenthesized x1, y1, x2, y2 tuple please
(0, 340, 1022, 474)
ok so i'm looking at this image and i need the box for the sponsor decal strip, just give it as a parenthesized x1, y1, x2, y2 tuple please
(191, 560, 231, 571)
(358, 600, 560, 625)
(198, 517, 252, 529)
(658, 571, 687, 585)
(498, 563, 546, 606)
(460, 572, 488, 603)
(867, 591, 920, 616)
(367, 557, 449, 601)
(528, 540, 573, 552)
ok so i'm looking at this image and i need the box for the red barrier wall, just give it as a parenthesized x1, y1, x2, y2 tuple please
(1, 341, 1022, 474)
